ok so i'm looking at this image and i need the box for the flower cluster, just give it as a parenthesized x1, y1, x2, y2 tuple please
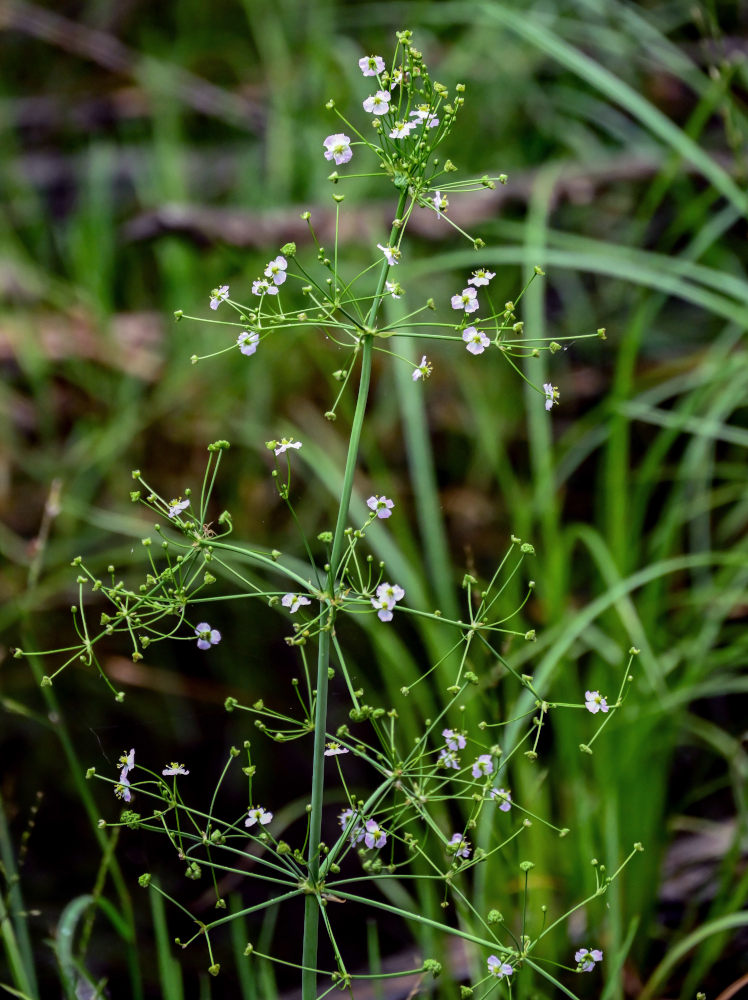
(450, 268, 497, 356)
(251, 255, 288, 298)
(371, 581, 405, 622)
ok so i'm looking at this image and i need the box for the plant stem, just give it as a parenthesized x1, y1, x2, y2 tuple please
(301, 190, 408, 1000)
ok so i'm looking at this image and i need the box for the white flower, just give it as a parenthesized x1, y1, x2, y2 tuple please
(432, 191, 448, 218)
(162, 763, 189, 776)
(359, 55, 385, 77)
(237, 331, 259, 356)
(252, 278, 277, 297)
(114, 776, 132, 803)
(412, 355, 432, 382)
(467, 268, 495, 287)
(462, 326, 490, 355)
(264, 255, 287, 285)
(371, 581, 404, 622)
(274, 437, 302, 456)
(544, 383, 559, 410)
(363, 90, 391, 115)
(167, 498, 190, 518)
(385, 280, 402, 299)
(282, 593, 312, 613)
(377, 243, 399, 266)
(209, 285, 229, 310)
(245, 806, 272, 827)
(584, 690, 609, 714)
(324, 742, 349, 756)
(451, 287, 479, 313)
(389, 120, 416, 139)
(323, 133, 353, 165)
(410, 105, 439, 128)
(118, 748, 135, 776)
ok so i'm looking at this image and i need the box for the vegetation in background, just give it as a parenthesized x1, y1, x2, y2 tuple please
(1, 1, 746, 997)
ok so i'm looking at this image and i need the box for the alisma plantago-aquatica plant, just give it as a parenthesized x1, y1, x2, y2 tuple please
(17, 30, 641, 998)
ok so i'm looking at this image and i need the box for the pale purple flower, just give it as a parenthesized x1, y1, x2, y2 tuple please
(432, 191, 448, 218)
(585, 690, 609, 715)
(377, 243, 399, 266)
(451, 287, 479, 313)
(575, 948, 603, 972)
(544, 383, 559, 410)
(324, 742, 349, 757)
(410, 105, 439, 128)
(448, 832, 471, 859)
(359, 55, 385, 77)
(490, 787, 512, 812)
(323, 133, 353, 165)
(162, 762, 189, 776)
(264, 255, 288, 286)
(389, 120, 416, 139)
(442, 728, 466, 751)
(167, 497, 190, 518)
(118, 748, 135, 776)
(245, 806, 272, 827)
(364, 818, 387, 849)
(472, 754, 494, 779)
(390, 68, 404, 88)
(438, 748, 460, 769)
(371, 581, 404, 622)
(209, 285, 229, 310)
(195, 622, 221, 650)
(237, 331, 259, 356)
(274, 437, 302, 456)
(282, 593, 312, 613)
(367, 495, 394, 519)
(363, 90, 391, 115)
(462, 327, 490, 355)
(339, 808, 365, 845)
(385, 280, 402, 299)
(114, 775, 132, 803)
(467, 268, 495, 287)
(412, 355, 432, 382)
(487, 956, 514, 979)
(252, 278, 277, 296)
(376, 582, 405, 605)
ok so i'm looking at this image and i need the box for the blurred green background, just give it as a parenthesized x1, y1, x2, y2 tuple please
(1, 0, 747, 997)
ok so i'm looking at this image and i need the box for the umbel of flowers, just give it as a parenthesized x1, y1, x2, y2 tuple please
(19, 29, 637, 1000)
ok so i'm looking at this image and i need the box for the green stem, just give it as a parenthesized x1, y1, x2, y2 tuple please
(301, 190, 409, 1000)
